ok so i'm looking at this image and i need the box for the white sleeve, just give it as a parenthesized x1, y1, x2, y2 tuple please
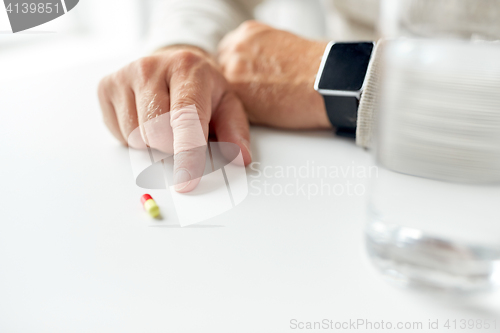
(356, 40, 383, 149)
(145, 0, 261, 55)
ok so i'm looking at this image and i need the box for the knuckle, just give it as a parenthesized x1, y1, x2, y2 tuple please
(170, 104, 196, 119)
(134, 57, 156, 82)
(222, 57, 247, 82)
(111, 68, 126, 83)
(219, 37, 248, 63)
(217, 42, 229, 56)
(98, 73, 121, 100)
(226, 21, 269, 55)
(171, 49, 203, 69)
(238, 20, 262, 34)
(218, 42, 236, 58)
(170, 98, 198, 114)
(231, 37, 247, 54)
(170, 104, 207, 128)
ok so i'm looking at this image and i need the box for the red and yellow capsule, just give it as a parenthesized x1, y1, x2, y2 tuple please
(141, 194, 160, 218)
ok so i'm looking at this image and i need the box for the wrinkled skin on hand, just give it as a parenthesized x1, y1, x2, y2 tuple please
(98, 45, 252, 193)
(218, 21, 332, 130)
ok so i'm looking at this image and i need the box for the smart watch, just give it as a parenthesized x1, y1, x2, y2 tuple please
(314, 42, 375, 137)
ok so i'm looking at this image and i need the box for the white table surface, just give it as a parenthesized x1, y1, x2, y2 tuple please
(1, 50, 499, 333)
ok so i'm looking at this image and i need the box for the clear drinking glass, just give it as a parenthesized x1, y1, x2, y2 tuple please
(366, 38, 500, 292)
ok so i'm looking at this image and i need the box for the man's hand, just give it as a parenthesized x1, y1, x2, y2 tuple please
(218, 21, 332, 129)
(98, 45, 252, 192)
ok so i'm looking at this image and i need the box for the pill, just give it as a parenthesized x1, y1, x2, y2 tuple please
(141, 194, 160, 218)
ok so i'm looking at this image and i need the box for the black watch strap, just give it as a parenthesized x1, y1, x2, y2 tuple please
(315, 42, 375, 139)
(322, 95, 359, 138)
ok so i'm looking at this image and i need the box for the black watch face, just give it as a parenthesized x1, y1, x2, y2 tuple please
(318, 42, 374, 92)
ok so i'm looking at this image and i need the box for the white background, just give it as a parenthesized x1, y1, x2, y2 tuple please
(1, 1, 499, 332)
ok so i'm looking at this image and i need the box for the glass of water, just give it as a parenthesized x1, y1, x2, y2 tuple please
(366, 38, 500, 292)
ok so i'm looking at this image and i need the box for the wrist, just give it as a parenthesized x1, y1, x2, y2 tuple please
(308, 41, 330, 83)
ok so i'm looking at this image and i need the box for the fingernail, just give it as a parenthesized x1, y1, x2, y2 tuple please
(174, 168, 192, 191)
(240, 139, 252, 160)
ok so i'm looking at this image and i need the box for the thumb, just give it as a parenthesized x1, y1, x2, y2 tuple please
(211, 92, 252, 166)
